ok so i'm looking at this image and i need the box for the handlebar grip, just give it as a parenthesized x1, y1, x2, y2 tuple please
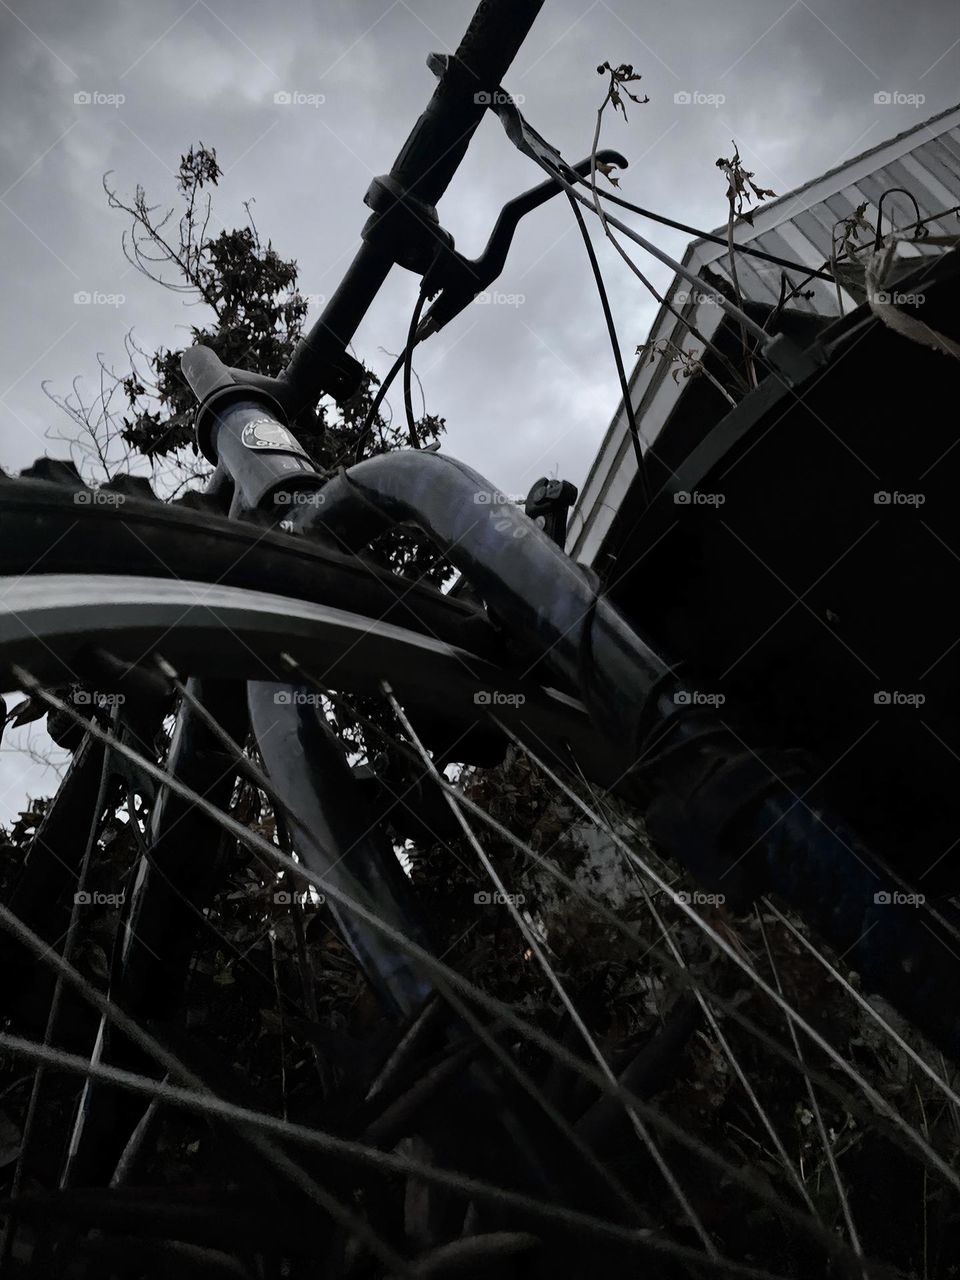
(392, 0, 544, 206)
(454, 0, 544, 85)
(181, 345, 235, 402)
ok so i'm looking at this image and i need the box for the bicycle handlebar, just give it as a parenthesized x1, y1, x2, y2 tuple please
(393, 0, 545, 204)
(281, 0, 544, 409)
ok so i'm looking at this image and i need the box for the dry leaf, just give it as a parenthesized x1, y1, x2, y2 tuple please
(4, 696, 46, 728)
(596, 160, 621, 188)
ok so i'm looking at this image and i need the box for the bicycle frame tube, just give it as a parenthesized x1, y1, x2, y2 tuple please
(248, 680, 434, 1019)
(280, 0, 546, 411)
(294, 448, 960, 1061)
(296, 449, 671, 746)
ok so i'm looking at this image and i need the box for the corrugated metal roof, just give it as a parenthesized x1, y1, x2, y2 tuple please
(704, 125, 960, 315)
(699, 98, 960, 238)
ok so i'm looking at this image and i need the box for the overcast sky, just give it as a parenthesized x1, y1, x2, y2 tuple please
(1, 0, 958, 820)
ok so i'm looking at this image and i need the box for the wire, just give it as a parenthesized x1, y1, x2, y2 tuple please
(874, 186, 924, 250)
(496, 137, 769, 349)
(565, 192, 650, 510)
(403, 287, 429, 450)
(756, 199, 960, 320)
(587, 180, 836, 283)
(580, 189, 770, 345)
(350, 285, 429, 466)
(352, 351, 406, 465)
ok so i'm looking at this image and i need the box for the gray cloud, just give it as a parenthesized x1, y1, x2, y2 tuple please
(1, 0, 958, 819)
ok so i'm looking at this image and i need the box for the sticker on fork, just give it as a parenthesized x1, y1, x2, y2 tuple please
(241, 418, 309, 457)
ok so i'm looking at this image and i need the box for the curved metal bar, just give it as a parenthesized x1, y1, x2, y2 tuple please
(301, 449, 960, 1060)
(0, 574, 609, 777)
(299, 450, 671, 751)
(873, 186, 925, 250)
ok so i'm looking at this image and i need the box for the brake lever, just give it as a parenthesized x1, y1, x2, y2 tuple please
(418, 145, 627, 336)
(419, 52, 626, 337)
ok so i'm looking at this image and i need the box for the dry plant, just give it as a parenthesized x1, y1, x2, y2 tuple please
(715, 142, 777, 387)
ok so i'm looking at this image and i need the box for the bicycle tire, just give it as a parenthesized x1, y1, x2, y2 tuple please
(0, 465, 500, 664)
(0, 466, 633, 1278)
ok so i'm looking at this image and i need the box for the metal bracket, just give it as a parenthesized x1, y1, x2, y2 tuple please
(761, 332, 828, 386)
(361, 173, 455, 274)
(524, 477, 578, 547)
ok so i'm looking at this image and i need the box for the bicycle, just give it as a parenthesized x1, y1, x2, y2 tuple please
(2, 2, 960, 1276)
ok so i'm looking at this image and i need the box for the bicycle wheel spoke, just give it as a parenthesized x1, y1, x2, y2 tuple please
(10, 674, 892, 1276)
(0, 1032, 826, 1280)
(165, 655, 686, 1233)
(0, 819, 412, 1276)
(287, 665, 960, 1273)
(381, 679, 719, 1258)
(298, 673, 960, 1238)
(756, 907, 866, 1269)
(324, 673, 834, 1236)
(322, 681, 954, 1191)
(764, 898, 960, 1111)
(634, 858, 819, 1218)
(496, 720, 960, 1197)
(0, 709, 116, 1270)
(0, 1034, 647, 1259)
